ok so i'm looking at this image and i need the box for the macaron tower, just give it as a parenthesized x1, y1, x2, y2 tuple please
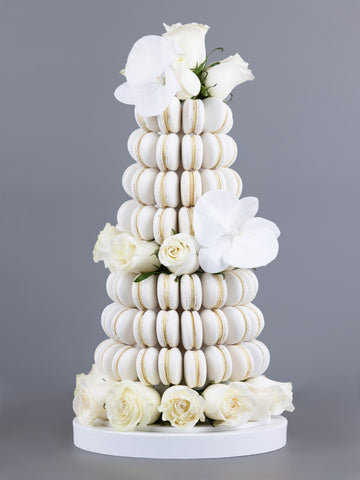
(73, 23, 294, 458)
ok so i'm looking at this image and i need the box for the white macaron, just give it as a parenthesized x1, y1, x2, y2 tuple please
(106, 272, 136, 307)
(224, 269, 259, 306)
(157, 273, 179, 310)
(122, 163, 141, 197)
(180, 170, 202, 207)
(201, 273, 228, 309)
(130, 204, 157, 240)
(133, 310, 158, 348)
(180, 274, 202, 311)
(223, 304, 264, 344)
(136, 347, 160, 385)
(127, 128, 159, 168)
(222, 135, 238, 168)
(203, 98, 233, 134)
(158, 347, 182, 385)
(221, 168, 243, 198)
(182, 99, 205, 134)
(156, 310, 180, 348)
(117, 199, 141, 234)
(154, 171, 180, 208)
(112, 345, 139, 381)
(156, 133, 181, 171)
(245, 339, 270, 376)
(135, 109, 159, 132)
(200, 168, 227, 194)
(101, 303, 137, 345)
(181, 134, 203, 170)
(178, 207, 195, 236)
(184, 350, 207, 388)
(181, 311, 203, 350)
(94, 339, 125, 379)
(201, 309, 228, 346)
(153, 207, 177, 244)
(201, 133, 226, 169)
(131, 167, 158, 205)
(157, 97, 181, 133)
(132, 275, 158, 310)
(227, 343, 254, 381)
(205, 345, 232, 383)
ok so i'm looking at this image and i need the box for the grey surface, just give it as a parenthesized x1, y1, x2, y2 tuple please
(1, 0, 360, 478)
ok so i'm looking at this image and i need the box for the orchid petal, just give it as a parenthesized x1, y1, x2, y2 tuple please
(223, 230, 279, 268)
(231, 197, 259, 230)
(243, 217, 281, 239)
(198, 235, 233, 273)
(125, 35, 176, 87)
(193, 191, 238, 247)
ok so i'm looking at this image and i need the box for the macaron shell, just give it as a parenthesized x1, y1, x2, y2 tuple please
(200, 168, 227, 194)
(153, 207, 177, 244)
(201, 132, 226, 169)
(157, 273, 179, 310)
(101, 303, 137, 345)
(112, 345, 139, 380)
(184, 350, 207, 388)
(180, 274, 202, 311)
(221, 168, 243, 197)
(156, 134, 180, 171)
(181, 134, 203, 170)
(133, 310, 158, 348)
(136, 347, 160, 385)
(128, 129, 158, 168)
(201, 273, 227, 309)
(181, 311, 203, 350)
(178, 207, 195, 236)
(94, 339, 126, 379)
(182, 99, 205, 134)
(224, 269, 259, 306)
(157, 97, 181, 133)
(205, 345, 232, 383)
(156, 310, 180, 348)
(180, 170, 202, 207)
(132, 275, 158, 310)
(117, 199, 141, 234)
(222, 306, 247, 344)
(154, 171, 180, 208)
(135, 109, 159, 132)
(106, 272, 136, 307)
(201, 309, 228, 345)
(227, 343, 254, 381)
(241, 341, 265, 377)
(122, 163, 141, 197)
(203, 98, 233, 134)
(158, 347, 182, 385)
(222, 135, 238, 168)
(251, 339, 270, 374)
(131, 167, 158, 205)
(130, 205, 156, 240)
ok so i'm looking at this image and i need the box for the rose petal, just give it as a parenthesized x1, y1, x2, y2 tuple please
(198, 235, 233, 273)
(193, 191, 239, 247)
(125, 35, 176, 87)
(223, 230, 279, 268)
(231, 197, 259, 230)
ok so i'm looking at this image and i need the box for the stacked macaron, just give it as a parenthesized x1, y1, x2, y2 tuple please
(94, 98, 272, 389)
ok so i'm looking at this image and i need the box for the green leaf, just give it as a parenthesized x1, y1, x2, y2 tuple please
(152, 248, 160, 258)
(134, 272, 157, 283)
(171, 229, 178, 236)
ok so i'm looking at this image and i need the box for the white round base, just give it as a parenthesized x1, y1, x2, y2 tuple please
(73, 416, 287, 458)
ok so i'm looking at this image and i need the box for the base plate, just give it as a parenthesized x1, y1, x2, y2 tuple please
(73, 416, 287, 458)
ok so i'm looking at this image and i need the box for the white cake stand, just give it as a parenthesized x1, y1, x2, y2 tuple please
(73, 416, 287, 458)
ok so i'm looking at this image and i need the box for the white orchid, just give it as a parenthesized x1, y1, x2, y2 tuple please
(193, 191, 280, 273)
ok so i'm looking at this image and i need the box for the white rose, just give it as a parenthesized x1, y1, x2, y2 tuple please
(205, 53, 254, 100)
(73, 364, 115, 426)
(203, 382, 256, 426)
(171, 55, 201, 100)
(246, 376, 295, 421)
(159, 233, 199, 275)
(93, 225, 160, 274)
(163, 22, 209, 69)
(159, 385, 205, 430)
(106, 380, 161, 432)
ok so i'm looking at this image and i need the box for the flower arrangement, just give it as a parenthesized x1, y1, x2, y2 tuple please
(73, 368, 294, 431)
(114, 22, 254, 117)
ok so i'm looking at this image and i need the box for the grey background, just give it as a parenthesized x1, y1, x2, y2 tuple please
(1, 0, 360, 478)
